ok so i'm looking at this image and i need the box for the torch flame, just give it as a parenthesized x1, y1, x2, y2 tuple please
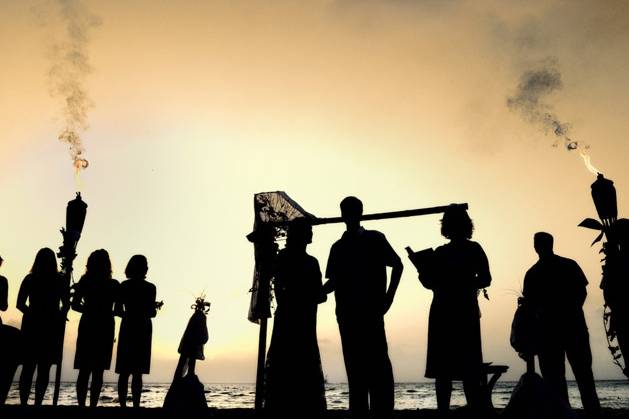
(74, 158, 89, 190)
(579, 150, 600, 175)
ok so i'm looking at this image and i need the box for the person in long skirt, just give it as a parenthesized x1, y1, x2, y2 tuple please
(418, 207, 492, 415)
(71, 249, 119, 407)
(16, 248, 65, 405)
(264, 218, 327, 413)
(115, 255, 157, 407)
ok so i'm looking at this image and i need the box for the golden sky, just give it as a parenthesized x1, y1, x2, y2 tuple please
(1, 0, 629, 383)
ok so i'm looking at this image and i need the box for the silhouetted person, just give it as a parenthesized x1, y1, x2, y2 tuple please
(323, 196, 402, 418)
(164, 297, 209, 410)
(115, 255, 157, 407)
(71, 249, 120, 407)
(1, 254, 21, 406)
(418, 207, 491, 415)
(0, 256, 7, 318)
(174, 298, 209, 380)
(523, 232, 600, 415)
(264, 218, 327, 414)
(16, 248, 66, 405)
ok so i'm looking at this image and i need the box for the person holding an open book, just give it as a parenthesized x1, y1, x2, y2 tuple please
(415, 207, 491, 415)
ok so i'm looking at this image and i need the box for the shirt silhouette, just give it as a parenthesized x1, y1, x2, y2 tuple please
(324, 196, 402, 418)
(264, 220, 326, 413)
(523, 232, 600, 415)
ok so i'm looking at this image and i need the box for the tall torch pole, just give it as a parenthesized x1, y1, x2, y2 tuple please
(53, 193, 87, 406)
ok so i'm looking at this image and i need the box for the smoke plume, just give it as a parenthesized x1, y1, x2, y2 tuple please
(48, 0, 100, 173)
(507, 58, 600, 174)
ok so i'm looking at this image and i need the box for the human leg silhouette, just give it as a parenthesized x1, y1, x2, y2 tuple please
(131, 373, 143, 407)
(538, 344, 569, 406)
(435, 378, 452, 413)
(34, 363, 51, 405)
(369, 321, 394, 418)
(118, 373, 129, 407)
(90, 368, 104, 407)
(462, 374, 483, 413)
(566, 330, 600, 414)
(19, 361, 36, 405)
(339, 322, 369, 417)
(76, 369, 90, 407)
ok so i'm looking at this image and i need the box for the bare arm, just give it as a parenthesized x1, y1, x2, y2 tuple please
(322, 279, 335, 295)
(384, 257, 403, 314)
(148, 284, 157, 318)
(382, 235, 403, 314)
(475, 244, 492, 289)
(16, 276, 30, 314)
(573, 261, 588, 307)
(70, 280, 84, 313)
(0, 276, 8, 311)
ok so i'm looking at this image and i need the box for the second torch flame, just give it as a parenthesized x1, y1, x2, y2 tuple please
(579, 149, 601, 175)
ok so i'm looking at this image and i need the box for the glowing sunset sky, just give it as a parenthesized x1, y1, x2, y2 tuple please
(1, 0, 629, 384)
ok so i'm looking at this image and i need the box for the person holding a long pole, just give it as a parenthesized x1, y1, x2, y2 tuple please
(323, 196, 403, 418)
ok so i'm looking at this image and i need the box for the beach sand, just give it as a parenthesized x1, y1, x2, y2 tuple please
(1, 406, 628, 419)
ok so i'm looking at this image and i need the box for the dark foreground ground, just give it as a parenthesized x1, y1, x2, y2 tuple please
(0, 407, 628, 419)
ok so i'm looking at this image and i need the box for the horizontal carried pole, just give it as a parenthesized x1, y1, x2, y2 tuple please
(265, 203, 468, 227)
(313, 203, 468, 225)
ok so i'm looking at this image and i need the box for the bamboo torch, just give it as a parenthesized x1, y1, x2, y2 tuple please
(53, 193, 87, 406)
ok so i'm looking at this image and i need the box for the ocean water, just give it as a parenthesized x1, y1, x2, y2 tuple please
(5, 380, 629, 409)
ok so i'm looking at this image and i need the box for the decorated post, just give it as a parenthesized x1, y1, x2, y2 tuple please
(580, 174, 629, 378)
(53, 192, 88, 405)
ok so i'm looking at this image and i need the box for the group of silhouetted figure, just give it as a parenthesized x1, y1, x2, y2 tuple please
(0, 196, 608, 418)
(0, 250, 158, 408)
(262, 197, 602, 419)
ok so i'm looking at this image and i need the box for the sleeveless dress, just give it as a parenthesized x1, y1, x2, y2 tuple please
(115, 279, 157, 374)
(73, 275, 119, 370)
(423, 240, 491, 379)
(264, 247, 326, 412)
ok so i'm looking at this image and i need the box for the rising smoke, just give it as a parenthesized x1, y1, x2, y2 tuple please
(48, 0, 100, 173)
(507, 58, 600, 174)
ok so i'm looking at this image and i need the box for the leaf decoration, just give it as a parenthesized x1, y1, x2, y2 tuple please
(592, 231, 605, 246)
(579, 218, 604, 230)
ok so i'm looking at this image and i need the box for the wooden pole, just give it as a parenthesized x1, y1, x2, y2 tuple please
(266, 203, 469, 228)
(312, 203, 468, 225)
(254, 317, 268, 410)
(53, 237, 73, 407)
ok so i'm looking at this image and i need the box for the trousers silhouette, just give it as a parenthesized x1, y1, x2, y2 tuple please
(339, 319, 394, 417)
(538, 327, 600, 412)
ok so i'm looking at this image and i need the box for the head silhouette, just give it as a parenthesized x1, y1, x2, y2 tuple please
(85, 249, 112, 280)
(534, 232, 554, 258)
(441, 207, 474, 241)
(287, 218, 313, 248)
(0, 255, 3, 268)
(125, 255, 148, 280)
(31, 248, 58, 277)
(340, 196, 363, 232)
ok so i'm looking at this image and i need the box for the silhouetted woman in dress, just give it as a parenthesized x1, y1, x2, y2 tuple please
(264, 218, 327, 413)
(16, 248, 65, 405)
(115, 255, 157, 407)
(71, 249, 119, 407)
(419, 207, 491, 414)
